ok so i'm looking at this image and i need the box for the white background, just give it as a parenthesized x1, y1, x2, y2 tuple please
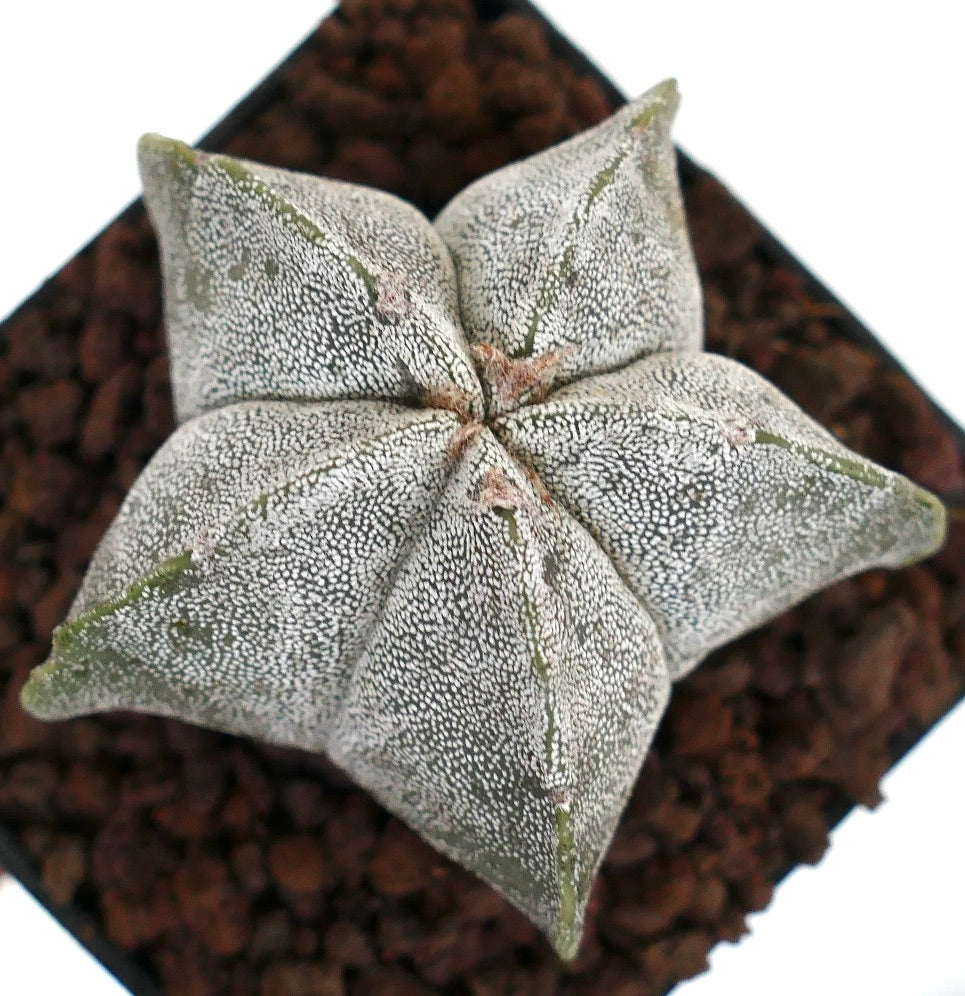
(1, 2, 963, 993)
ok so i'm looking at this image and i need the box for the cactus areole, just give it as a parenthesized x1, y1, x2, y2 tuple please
(20, 80, 946, 958)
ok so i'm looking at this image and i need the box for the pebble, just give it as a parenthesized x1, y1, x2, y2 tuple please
(268, 834, 333, 893)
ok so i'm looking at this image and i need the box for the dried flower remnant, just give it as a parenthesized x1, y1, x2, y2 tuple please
(470, 341, 572, 413)
(21, 79, 946, 959)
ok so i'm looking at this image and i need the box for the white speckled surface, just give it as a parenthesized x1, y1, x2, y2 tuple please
(16, 76, 945, 956)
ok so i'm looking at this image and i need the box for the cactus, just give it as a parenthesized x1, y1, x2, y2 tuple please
(21, 79, 945, 958)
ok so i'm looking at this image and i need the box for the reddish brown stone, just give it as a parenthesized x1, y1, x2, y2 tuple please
(42, 837, 87, 906)
(101, 886, 176, 949)
(0, 618, 21, 654)
(141, 353, 172, 437)
(669, 930, 715, 982)
(173, 856, 251, 956)
(7, 452, 84, 528)
(17, 380, 84, 447)
(91, 817, 178, 890)
(895, 626, 958, 726)
(250, 910, 294, 960)
(21, 826, 53, 860)
(513, 107, 566, 153)
(402, 20, 469, 89)
(368, 820, 438, 897)
(4, 310, 75, 379)
(370, 14, 408, 51)
(77, 309, 131, 382)
(60, 718, 110, 758)
(283, 889, 326, 922)
(685, 875, 728, 924)
(762, 690, 834, 780)
(770, 340, 878, 423)
(91, 223, 159, 325)
(231, 841, 268, 896)
(295, 76, 400, 138)
(314, 9, 364, 58)
(268, 834, 333, 893)
(282, 780, 330, 829)
(350, 964, 435, 996)
(11, 565, 50, 614)
(328, 138, 407, 192)
(606, 824, 658, 867)
(426, 62, 487, 140)
(488, 13, 551, 63)
(829, 601, 917, 713)
(716, 750, 772, 809)
(687, 654, 754, 696)
(778, 793, 830, 865)
(324, 794, 377, 888)
(56, 762, 116, 819)
(0, 654, 52, 754)
(55, 517, 109, 574)
(462, 133, 519, 183)
(365, 53, 409, 97)
(657, 803, 705, 849)
(0, 759, 58, 815)
(118, 770, 178, 811)
(484, 61, 563, 116)
(667, 692, 734, 755)
(79, 363, 141, 461)
(715, 904, 750, 944)
(685, 177, 762, 272)
(153, 796, 214, 839)
(750, 641, 799, 698)
(325, 919, 376, 968)
(567, 75, 612, 126)
(261, 962, 345, 996)
(231, 748, 274, 815)
(30, 572, 80, 642)
(220, 788, 256, 831)
(156, 938, 227, 996)
(733, 870, 775, 912)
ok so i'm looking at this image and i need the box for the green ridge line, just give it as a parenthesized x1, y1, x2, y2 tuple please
(553, 805, 579, 957)
(51, 550, 194, 656)
(143, 135, 329, 247)
(347, 255, 380, 305)
(499, 506, 578, 955)
(501, 404, 892, 491)
(517, 87, 673, 359)
(753, 430, 888, 487)
(213, 156, 327, 245)
(585, 148, 629, 213)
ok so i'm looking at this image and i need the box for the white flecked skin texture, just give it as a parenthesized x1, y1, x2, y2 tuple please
(21, 80, 946, 959)
(137, 137, 483, 423)
(434, 79, 701, 398)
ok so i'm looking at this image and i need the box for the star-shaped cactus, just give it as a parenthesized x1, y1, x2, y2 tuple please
(21, 79, 945, 958)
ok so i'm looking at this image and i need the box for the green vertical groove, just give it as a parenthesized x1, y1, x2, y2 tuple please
(754, 430, 888, 487)
(50, 550, 194, 656)
(497, 505, 578, 956)
(346, 254, 379, 304)
(520, 138, 633, 357)
(553, 805, 579, 956)
(585, 148, 629, 214)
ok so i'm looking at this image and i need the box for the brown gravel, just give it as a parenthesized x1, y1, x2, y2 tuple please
(269, 835, 334, 895)
(2, 1, 964, 994)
